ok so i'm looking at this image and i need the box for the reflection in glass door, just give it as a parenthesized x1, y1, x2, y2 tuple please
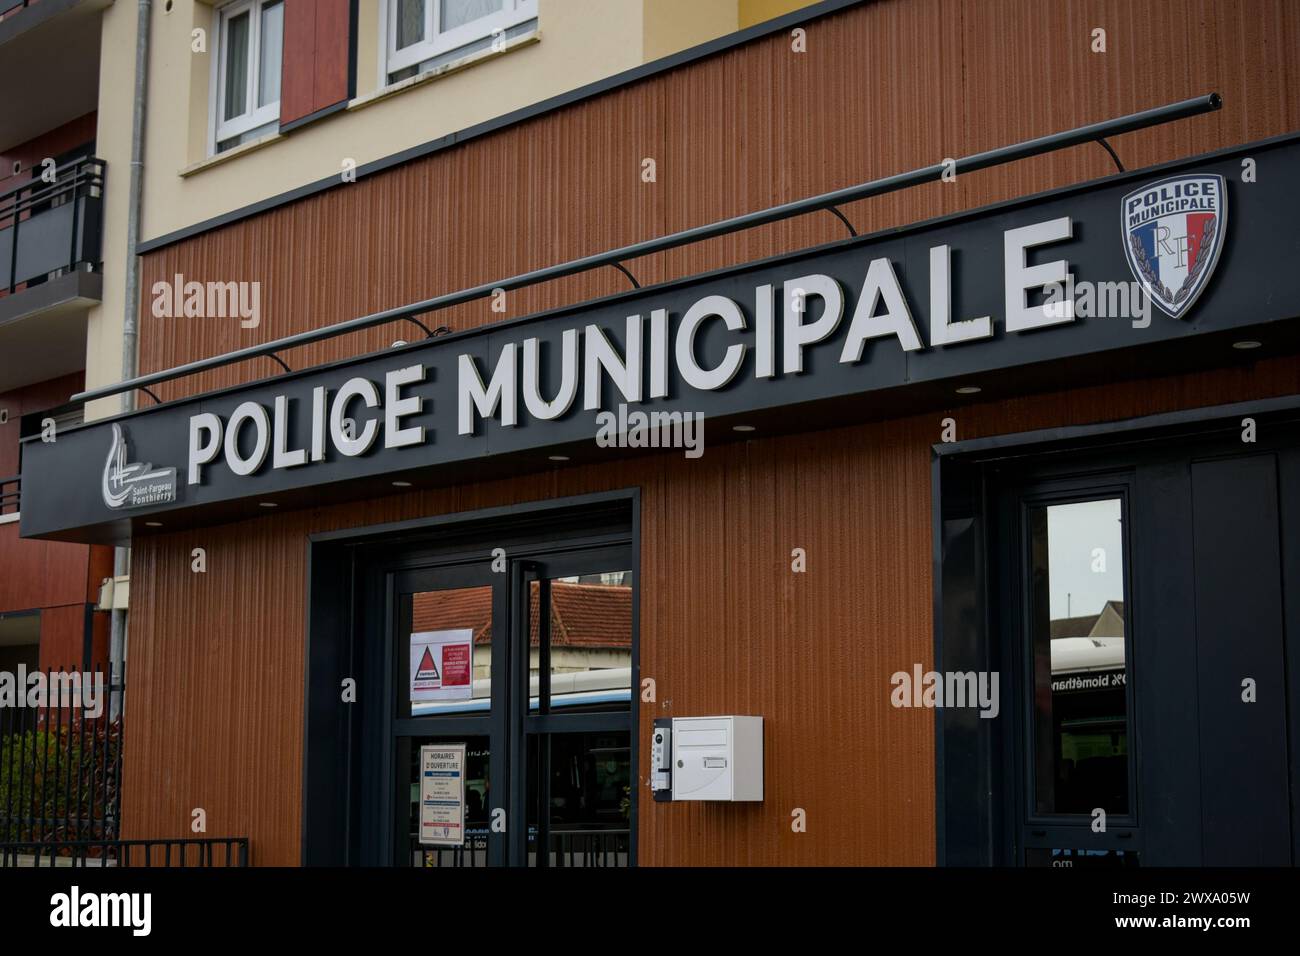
(1029, 498, 1130, 817)
(1017, 486, 1140, 867)
(519, 559, 633, 866)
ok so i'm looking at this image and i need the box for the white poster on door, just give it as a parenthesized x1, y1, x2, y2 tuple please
(410, 628, 474, 702)
(419, 743, 466, 847)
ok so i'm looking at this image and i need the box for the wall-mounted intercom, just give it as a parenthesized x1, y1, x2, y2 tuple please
(650, 715, 763, 802)
(651, 718, 673, 802)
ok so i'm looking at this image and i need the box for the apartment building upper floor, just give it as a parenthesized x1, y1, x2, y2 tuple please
(0, 1, 111, 389)
(0, 0, 118, 658)
(132, 0, 818, 248)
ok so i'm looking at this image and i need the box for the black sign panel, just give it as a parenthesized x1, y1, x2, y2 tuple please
(20, 135, 1300, 543)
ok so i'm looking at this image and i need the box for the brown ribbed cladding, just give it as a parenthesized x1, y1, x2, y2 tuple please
(121, 356, 1300, 866)
(140, 0, 1300, 403)
(124, 0, 1300, 865)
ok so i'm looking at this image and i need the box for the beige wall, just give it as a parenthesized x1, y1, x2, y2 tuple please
(642, 0, 823, 63)
(84, 0, 140, 420)
(642, 0, 736, 61)
(133, 0, 768, 246)
(739, 0, 818, 28)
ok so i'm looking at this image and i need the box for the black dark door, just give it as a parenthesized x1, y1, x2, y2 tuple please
(1186, 454, 1291, 864)
(989, 430, 1298, 866)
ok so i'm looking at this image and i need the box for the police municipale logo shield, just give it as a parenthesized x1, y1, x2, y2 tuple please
(1121, 173, 1227, 319)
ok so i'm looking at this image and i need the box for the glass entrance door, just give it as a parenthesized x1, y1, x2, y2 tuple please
(388, 542, 634, 867)
(393, 562, 500, 866)
(515, 550, 633, 867)
(1008, 481, 1140, 867)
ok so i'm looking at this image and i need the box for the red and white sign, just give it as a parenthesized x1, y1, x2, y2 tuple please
(410, 628, 474, 702)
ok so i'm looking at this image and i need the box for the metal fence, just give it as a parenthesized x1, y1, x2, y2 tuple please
(0, 665, 123, 857)
(1, 837, 249, 868)
(416, 827, 631, 867)
(0, 662, 251, 867)
(545, 827, 630, 867)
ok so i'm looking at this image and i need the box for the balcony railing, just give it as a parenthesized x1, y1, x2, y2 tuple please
(0, 1, 35, 22)
(0, 155, 104, 296)
(0, 475, 17, 516)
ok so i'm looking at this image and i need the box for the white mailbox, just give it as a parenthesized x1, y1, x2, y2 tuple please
(669, 716, 763, 801)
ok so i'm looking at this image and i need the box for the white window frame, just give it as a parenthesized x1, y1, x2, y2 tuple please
(210, 0, 284, 153)
(383, 0, 538, 78)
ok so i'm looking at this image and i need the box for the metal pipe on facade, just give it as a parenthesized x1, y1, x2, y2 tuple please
(108, 0, 153, 720)
(74, 93, 1220, 407)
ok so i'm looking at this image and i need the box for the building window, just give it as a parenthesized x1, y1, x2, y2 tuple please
(1027, 496, 1131, 818)
(1018, 489, 1139, 867)
(212, 0, 284, 153)
(384, 0, 538, 85)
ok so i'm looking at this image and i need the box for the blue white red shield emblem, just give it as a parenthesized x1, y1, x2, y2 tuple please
(1121, 173, 1227, 319)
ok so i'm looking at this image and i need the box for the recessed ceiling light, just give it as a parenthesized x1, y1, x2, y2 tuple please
(392, 480, 412, 488)
(955, 385, 982, 395)
(733, 424, 756, 432)
(258, 501, 278, 508)
(548, 455, 569, 462)
(1232, 340, 1261, 350)
(145, 521, 162, 527)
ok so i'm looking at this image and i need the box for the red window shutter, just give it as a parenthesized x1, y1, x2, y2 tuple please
(278, 0, 317, 126)
(314, 0, 352, 110)
(279, 0, 352, 129)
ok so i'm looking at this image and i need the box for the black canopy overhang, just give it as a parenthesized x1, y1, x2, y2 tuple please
(18, 130, 1300, 546)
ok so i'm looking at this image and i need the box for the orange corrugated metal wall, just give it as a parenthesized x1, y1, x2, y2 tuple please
(125, 0, 1300, 864)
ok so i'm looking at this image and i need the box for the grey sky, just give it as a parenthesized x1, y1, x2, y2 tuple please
(1046, 498, 1125, 620)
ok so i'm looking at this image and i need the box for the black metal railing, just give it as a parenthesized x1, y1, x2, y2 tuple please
(0, 1, 35, 23)
(0, 474, 17, 516)
(546, 827, 630, 867)
(0, 837, 249, 868)
(72, 94, 1221, 407)
(415, 826, 631, 867)
(0, 651, 250, 869)
(0, 155, 105, 295)
(0, 664, 124, 858)
(417, 827, 491, 867)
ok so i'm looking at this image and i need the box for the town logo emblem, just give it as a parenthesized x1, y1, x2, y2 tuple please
(102, 423, 178, 510)
(1121, 173, 1227, 319)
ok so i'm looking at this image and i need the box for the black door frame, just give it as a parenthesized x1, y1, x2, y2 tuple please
(932, 394, 1300, 866)
(386, 559, 497, 867)
(301, 489, 640, 866)
(507, 545, 635, 865)
(992, 468, 1142, 864)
